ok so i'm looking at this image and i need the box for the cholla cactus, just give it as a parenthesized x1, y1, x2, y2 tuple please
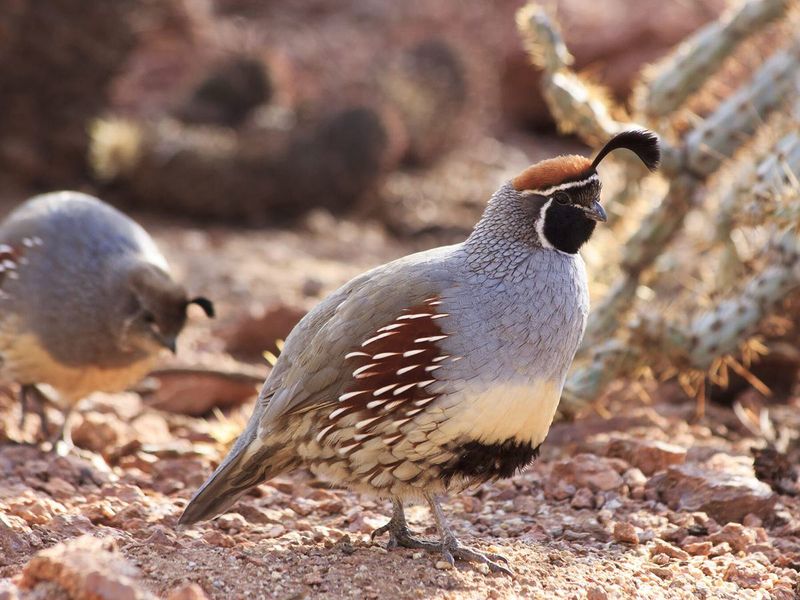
(517, 0, 800, 416)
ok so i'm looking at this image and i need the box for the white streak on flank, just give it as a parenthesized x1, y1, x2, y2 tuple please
(427, 301, 442, 306)
(414, 335, 447, 343)
(362, 331, 397, 347)
(383, 434, 402, 445)
(424, 365, 442, 372)
(393, 383, 416, 396)
(414, 397, 435, 407)
(430, 314, 450, 320)
(393, 418, 412, 427)
(377, 323, 406, 333)
(417, 380, 436, 388)
(2, 260, 17, 269)
(396, 365, 420, 375)
(397, 313, 432, 320)
(406, 408, 423, 417)
(432, 355, 450, 363)
(353, 433, 373, 442)
(329, 407, 349, 420)
(22, 238, 34, 248)
(339, 390, 367, 401)
(450, 356, 463, 362)
(373, 383, 398, 396)
(338, 443, 359, 455)
(353, 363, 377, 377)
(356, 416, 380, 430)
(373, 352, 399, 360)
(0, 244, 13, 253)
(345, 351, 370, 359)
(367, 399, 388, 409)
(402, 349, 426, 358)
(520, 173, 600, 196)
(316, 423, 335, 442)
(385, 400, 404, 411)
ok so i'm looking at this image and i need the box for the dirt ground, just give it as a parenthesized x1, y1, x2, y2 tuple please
(1, 196, 799, 600)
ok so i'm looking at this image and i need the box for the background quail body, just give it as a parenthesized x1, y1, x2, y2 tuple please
(181, 131, 660, 573)
(0, 191, 213, 443)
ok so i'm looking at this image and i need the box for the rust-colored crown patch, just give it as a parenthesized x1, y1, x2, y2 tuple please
(512, 155, 593, 193)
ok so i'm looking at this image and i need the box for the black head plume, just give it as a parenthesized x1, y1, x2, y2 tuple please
(590, 129, 660, 172)
(188, 296, 215, 318)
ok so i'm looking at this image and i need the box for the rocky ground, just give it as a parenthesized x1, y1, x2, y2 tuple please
(1, 200, 799, 600)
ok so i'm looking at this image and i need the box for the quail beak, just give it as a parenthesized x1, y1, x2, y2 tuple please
(582, 200, 608, 223)
(158, 335, 178, 354)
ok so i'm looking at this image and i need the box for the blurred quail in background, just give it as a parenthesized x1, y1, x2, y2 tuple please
(180, 131, 660, 573)
(0, 192, 214, 447)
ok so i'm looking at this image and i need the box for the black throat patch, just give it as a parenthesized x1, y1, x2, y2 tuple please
(543, 203, 596, 254)
(439, 439, 542, 486)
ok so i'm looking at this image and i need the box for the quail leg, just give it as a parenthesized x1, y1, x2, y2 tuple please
(371, 499, 440, 551)
(19, 384, 50, 440)
(426, 494, 513, 576)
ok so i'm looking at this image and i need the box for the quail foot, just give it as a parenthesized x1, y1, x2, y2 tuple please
(0, 191, 215, 450)
(180, 130, 660, 574)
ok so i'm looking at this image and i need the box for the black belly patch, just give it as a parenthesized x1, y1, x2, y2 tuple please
(439, 439, 541, 485)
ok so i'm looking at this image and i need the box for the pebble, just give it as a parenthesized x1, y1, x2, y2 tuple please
(435, 560, 452, 570)
(612, 522, 639, 545)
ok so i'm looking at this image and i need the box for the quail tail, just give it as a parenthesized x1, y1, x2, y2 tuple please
(179, 436, 285, 525)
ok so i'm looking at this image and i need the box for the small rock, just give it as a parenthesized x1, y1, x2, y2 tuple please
(167, 583, 210, 600)
(652, 540, 689, 561)
(647, 464, 776, 523)
(570, 487, 595, 509)
(475, 563, 490, 575)
(709, 542, 732, 556)
(18, 535, 155, 599)
(605, 438, 686, 475)
(435, 560, 452, 570)
(651, 553, 670, 566)
(612, 522, 639, 545)
(723, 562, 765, 589)
(683, 541, 713, 556)
(586, 587, 607, 600)
(202, 530, 235, 548)
(216, 513, 248, 533)
(649, 566, 673, 579)
(461, 496, 482, 513)
(742, 513, 763, 528)
(545, 454, 624, 498)
(708, 523, 757, 553)
(622, 468, 648, 488)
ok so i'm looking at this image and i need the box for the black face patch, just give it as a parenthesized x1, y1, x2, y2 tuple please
(439, 439, 541, 486)
(542, 202, 597, 254)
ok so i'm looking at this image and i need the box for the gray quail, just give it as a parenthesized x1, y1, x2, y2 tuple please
(0, 191, 214, 445)
(180, 131, 660, 574)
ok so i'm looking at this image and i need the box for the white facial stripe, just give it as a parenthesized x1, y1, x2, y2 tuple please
(520, 173, 599, 196)
(535, 198, 554, 249)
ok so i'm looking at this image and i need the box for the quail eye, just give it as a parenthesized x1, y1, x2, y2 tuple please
(554, 192, 569, 205)
(142, 312, 156, 325)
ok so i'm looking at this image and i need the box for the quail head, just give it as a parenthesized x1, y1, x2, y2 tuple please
(0, 191, 215, 445)
(180, 130, 660, 573)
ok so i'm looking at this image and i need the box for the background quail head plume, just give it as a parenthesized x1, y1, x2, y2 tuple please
(0, 191, 215, 448)
(179, 129, 659, 574)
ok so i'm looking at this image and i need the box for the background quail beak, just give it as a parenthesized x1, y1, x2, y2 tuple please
(159, 335, 177, 354)
(583, 200, 608, 222)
